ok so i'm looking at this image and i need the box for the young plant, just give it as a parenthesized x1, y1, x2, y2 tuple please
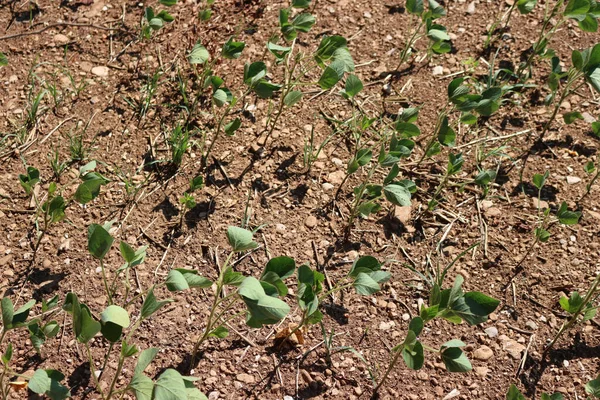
(167, 226, 292, 367)
(198, 0, 214, 21)
(397, 0, 451, 70)
(428, 152, 464, 210)
(536, 44, 600, 146)
(506, 384, 564, 400)
(302, 124, 336, 173)
(68, 222, 176, 399)
(517, 0, 599, 81)
(372, 249, 500, 396)
(483, 0, 537, 50)
(184, 39, 243, 166)
(513, 171, 581, 275)
(1, 295, 68, 399)
(141, 0, 177, 39)
(543, 273, 599, 356)
(280, 256, 391, 345)
(417, 77, 504, 166)
(168, 124, 190, 167)
(581, 158, 600, 201)
(178, 175, 204, 228)
(48, 149, 68, 180)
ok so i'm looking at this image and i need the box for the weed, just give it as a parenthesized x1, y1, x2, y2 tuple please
(168, 124, 189, 167)
(48, 149, 68, 180)
(178, 175, 204, 228)
(141, 0, 178, 39)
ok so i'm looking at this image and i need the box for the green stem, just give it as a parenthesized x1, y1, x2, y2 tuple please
(347, 164, 378, 231)
(100, 260, 113, 305)
(190, 251, 234, 366)
(86, 343, 105, 399)
(543, 273, 600, 356)
(105, 351, 125, 400)
(372, 347, 403, 395)
(202, 103, 233, 168)
(96, 342, 114, 383)
(416, 110, 446, 168)
(396, 19, 425, 71)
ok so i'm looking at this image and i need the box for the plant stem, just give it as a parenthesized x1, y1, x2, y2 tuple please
(190, 251, 234, 367)
(396, 19, 425, 71)
(346, 163, 378, 232)
(202, 103, 232, 168)
(372, 347, 403, 396)
(100, 260, 113, 305)
(86, 343, 105, 399)
(543, 273, 600, 356)
(96, 341, 114, 383)
(105, 351, 125, 400)
(580, 168, 600, 202)
(416, 111, 446, 168)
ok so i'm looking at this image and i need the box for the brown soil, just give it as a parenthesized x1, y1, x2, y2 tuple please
(1, 0, 599, 399)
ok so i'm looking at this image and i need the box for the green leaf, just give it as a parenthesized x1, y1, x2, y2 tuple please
(344, 74, 363, 97)
(314, 35, 348, 67)
(559, 291, 583, 313)
(292, 13, 315, 32)
(134, 348, 160, 376)
(564, 111, 584, 124)
(166, 269, 190, 291)
(506, 384, 526, 400)
(174, 269, 213, 288)
(353, 273, 381, 295)
(159, 0, 177, 5)
(406, 0, 424, 14)
(564, 0, 590, 18)
(29, 369, 71, 399)
(556, 201, 581, 225)
(1, 343, 12, 365)
(149, 17, 164, 30)
(395, 122, 421, 138)
(79, 306, 101, 343)
(401, 330, 424, 370)
(535, 228, 551, 242)
(208, 326, 229, 338)
(224, 118, 241, 136)
(318, 60, 346, 89)
(221, 37, 245, 59)
(292, 0, 311, 7)
(408, 316, 424, 336)
(188, 42, 210, 65)
(154, 369, 188, 400)
(447, 152, 464, 175)
(586, 374, 600, 397)
(348, 149, 372, 174)
(19, 166, 40, 196)
(532, 170, 549, 190)
(1, 297, 14, 330)
(88, 223, 114, 260)
(239, 277, 290, 328)
(517, 0, 537, 14)
(253, 80, 282, 98)
(0, 52, 7, 66)
(579, 14, 598, 31)
(383, 183, 412, 206)
(438, 116, 456, 146)
(156, 10, 174, 22)
(441, 346, 472, 372)
(101, 305, 130, 328)
(262, 256, 296, 281)
(284, 90, 303, 107)
(12, 299, 35, 327)
(199, 8, 212, 21)
(227, 226, 258, 252)
(348, 255, 381, 277)
(474, 170, 497, 186)
(141, 286, 172, 319)
(129, 373, 154, 400)
(213, 89, 228, 107)
(266, 42, 291, 63)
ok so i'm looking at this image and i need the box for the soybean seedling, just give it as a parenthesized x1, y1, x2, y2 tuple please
(428, 152, 464, 210)
(279, 256, 391, 346)
(587, 375, 600, 398)
(396, 0, 451, 70)
(517, 0, 599, 81)
(178, 175, 204, 229)
(543, 272, 599, 357)
(77, 222, 178, 399)
(581, 158, 600, 201)
(483, 0, 537, 50)
(166, 227, 293, 367)
(184, 38, 244, 166)
(506, 384, 564, 400)
(512, 171, 581, 277)
(373, 272, 499, 396)
(1, 295, 69, 400)
(141, 0, 177, 40)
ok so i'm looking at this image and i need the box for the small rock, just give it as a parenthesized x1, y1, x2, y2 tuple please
(208, 391, 220, 400)
(481, 200, 493, 210)
(484, 326, 498, 338)
(59, 238, 71, 252)
(327, 170, 346, 185)
(566, 176, 581, 185)
(236, 373, 255, 384)
(560, 101, 571, 111)
(432, 65, 444, 76)
(91, 66, 109, 77)
(502, 338, 526, 360)
(305, 215, 317, 228)
(42, 259, 52, 268)
(474, 366, 489, 377)
(53, 34, 70, 44)
(485, 207, 502, 218)
(525, 320, 538, 331)
(473, 345, 494, 361)
(379, 321, 395, 331)
(466, 1, 476, 14)
(0, 254, 12, 267)
(532, 198, 549, 209)
(582, 112, 596, 123)
(395, 205, 411, 224)
(322, 183, 334, 191)
(443, 389, 460, 400)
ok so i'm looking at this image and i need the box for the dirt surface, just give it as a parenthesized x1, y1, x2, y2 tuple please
(1, 0, 600, 399)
